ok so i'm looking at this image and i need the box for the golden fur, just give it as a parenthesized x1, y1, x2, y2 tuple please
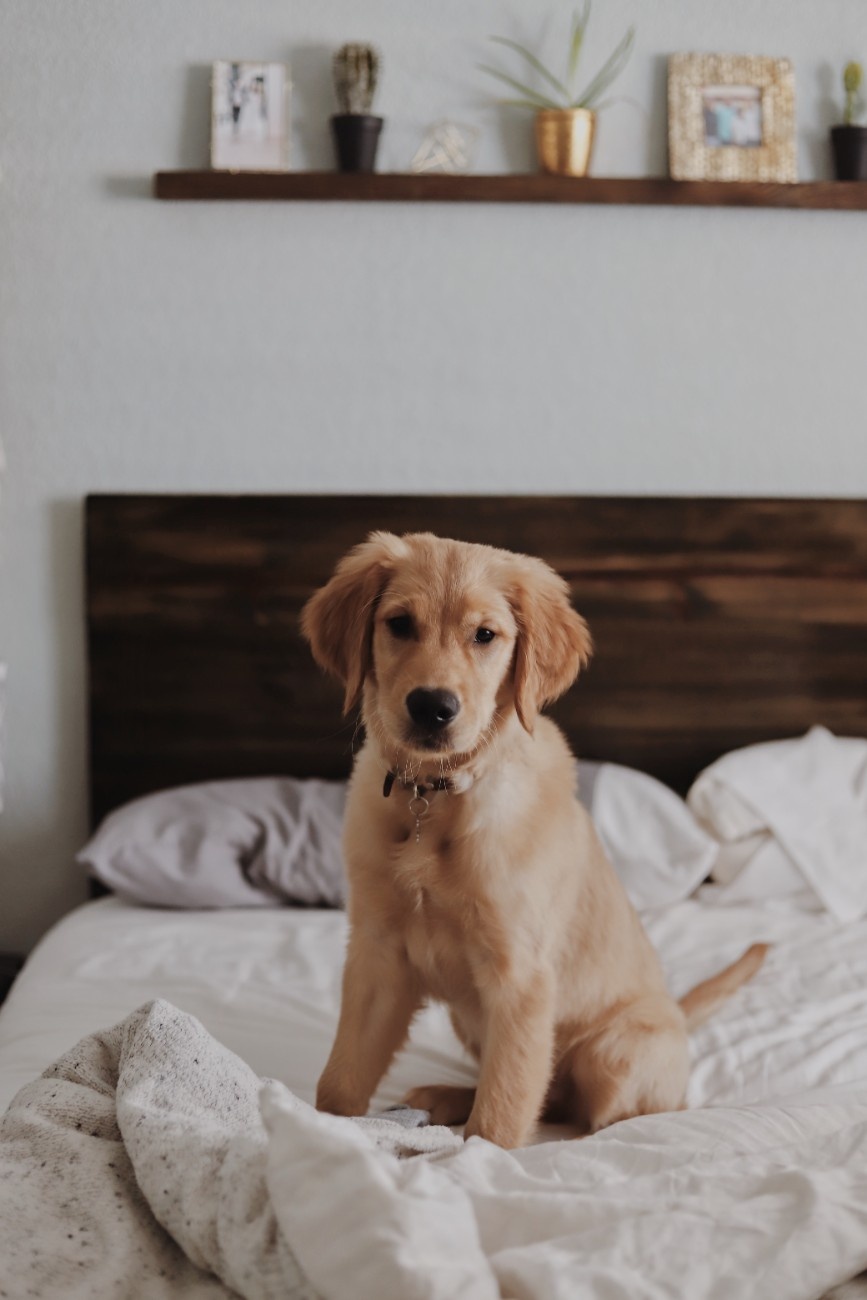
(302, 532, 766, 1148)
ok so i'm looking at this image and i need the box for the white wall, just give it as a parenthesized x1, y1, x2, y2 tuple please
(2, 0, 867, 951)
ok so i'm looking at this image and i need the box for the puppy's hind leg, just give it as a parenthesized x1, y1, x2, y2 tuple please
(567, 999, 690, 1134)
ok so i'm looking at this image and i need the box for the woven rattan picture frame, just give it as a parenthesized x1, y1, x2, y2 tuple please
(668, 53, 796, 182)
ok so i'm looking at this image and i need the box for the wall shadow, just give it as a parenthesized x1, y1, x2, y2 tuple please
(286, 43, 334, 170)
(810, 62, 837, 181)
(178, 63, 213, 169)
(102, 177, 153, 199)
(646, 54, 669, 177)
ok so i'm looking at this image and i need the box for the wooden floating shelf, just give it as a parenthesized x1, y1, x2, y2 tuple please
(153, 171, 867, 210)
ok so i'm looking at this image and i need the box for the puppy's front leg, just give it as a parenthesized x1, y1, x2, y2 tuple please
(317, 931, 420, 1118)
(464, 970, 556, 1149)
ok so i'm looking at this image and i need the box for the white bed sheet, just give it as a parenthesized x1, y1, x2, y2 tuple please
(3, 888, 867, 1126)
(3, 893, 867, 1297)
(0, 897, 477, 1115)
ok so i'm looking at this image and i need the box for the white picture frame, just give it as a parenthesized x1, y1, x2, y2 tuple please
(211, 61, 290, 172)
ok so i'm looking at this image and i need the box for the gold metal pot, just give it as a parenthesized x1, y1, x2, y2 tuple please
(535, 108, 597, 177)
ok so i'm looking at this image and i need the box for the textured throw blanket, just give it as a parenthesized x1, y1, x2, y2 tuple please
(0, 1000, 463, 1299)
(2, 1000, 867, 1300)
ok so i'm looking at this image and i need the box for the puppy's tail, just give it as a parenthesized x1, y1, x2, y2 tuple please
(679, 943, 769, 1032)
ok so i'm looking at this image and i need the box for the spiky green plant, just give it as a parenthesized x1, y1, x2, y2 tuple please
(333, 43, 380, 115)
(480, 2, 635, 112)
(843, 61, 864, 126)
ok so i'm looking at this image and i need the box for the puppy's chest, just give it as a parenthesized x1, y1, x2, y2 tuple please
(388, 810, 489, 1001)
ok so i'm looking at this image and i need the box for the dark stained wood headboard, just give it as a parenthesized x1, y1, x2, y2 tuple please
(85, 495, 867, 825)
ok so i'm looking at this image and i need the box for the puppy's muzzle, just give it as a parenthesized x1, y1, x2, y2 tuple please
(405, 688, 461, 737)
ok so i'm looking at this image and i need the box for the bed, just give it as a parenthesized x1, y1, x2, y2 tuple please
(2, 494, 867, 1300)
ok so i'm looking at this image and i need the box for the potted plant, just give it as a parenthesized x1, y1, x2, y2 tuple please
(331, 43, 383, 173)
(831, 61, 867, 180)
(480, 2, 635, 177)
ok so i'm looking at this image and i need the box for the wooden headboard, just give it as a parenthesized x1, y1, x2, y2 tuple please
(85, 495, 867, 826)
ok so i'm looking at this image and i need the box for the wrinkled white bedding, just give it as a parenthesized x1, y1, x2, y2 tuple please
(0, 899, 478, 1115)
(2, 895, 867, 1297)
(689, 727, 867, 919)
(4, 894, 867, 1117)
(2, 998, 867, 1300)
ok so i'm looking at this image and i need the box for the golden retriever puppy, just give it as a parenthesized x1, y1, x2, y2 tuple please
(302, 532, 766, 1149)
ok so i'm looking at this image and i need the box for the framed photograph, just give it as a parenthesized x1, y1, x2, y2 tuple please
(211, 61, 290, 172)
(668, 53, 796, 182)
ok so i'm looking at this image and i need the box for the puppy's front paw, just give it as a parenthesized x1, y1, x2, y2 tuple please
(403, 1084, 476, 1126)
(316, 1079, 367, 1117)
(463, 1107, 528, 1149)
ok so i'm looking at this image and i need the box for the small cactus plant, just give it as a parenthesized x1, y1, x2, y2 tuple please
(843, 61, 864, 126)
(333, 43, 380, 115)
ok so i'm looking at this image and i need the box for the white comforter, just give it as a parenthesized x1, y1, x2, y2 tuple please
(2, 997, 867, 1300)
(2, 895, 867, 1297)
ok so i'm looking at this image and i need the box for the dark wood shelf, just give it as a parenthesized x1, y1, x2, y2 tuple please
(153, 171, 867, 209)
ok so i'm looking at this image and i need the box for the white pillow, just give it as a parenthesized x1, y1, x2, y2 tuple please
(578, 761, 717, 910)
(78, 777, 347, 909)
(79, 765, 711, 913)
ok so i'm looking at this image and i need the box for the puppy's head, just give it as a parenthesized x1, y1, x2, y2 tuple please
(301, 532, 591, 764)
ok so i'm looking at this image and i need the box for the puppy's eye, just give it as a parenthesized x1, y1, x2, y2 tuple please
(474, 627, 496, 645)
(386, 614, 414, 639)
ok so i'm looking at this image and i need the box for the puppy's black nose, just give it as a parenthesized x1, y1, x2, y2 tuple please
(406, 688, 461, 730)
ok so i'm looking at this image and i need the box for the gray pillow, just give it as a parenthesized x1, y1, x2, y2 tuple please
(77, 777, 348, 909)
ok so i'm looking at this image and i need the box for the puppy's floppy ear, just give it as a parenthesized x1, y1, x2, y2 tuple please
(508, 556, 592, 733)
(301, 531, 407, 714)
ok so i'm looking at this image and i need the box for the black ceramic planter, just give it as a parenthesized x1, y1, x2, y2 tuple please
(331, 114, 384, 173)
(831, 124, 867, 180)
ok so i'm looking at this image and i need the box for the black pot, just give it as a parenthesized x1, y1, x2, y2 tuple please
(830, 124, 867, 180)
(330, 114, 384, 173)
